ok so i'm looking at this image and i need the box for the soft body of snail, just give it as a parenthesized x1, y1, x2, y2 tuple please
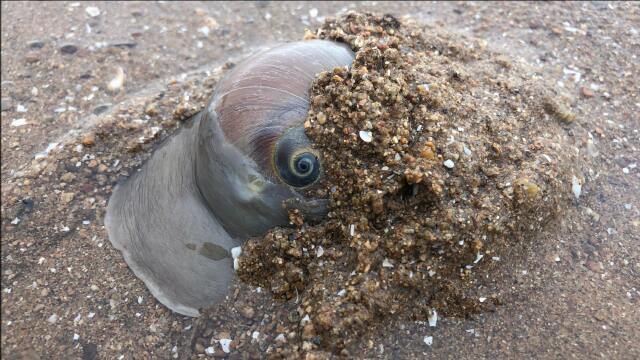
(105, 40, 354, 316)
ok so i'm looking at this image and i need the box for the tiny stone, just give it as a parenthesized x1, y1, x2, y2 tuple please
(11, 118, 27, 127)
(27, 40, 45, 49)
(145, 103, 159, 116)
(443, 159, 455, 169)
(93, 104, 110, 115)
(85, 6, 100, 17)
(423, 336, 433, 346)
(580, 86, 594, 98)
(359, 130, 373, 143)
(60, 44, 78, 54)
(82, 133, 96, 147)
(316, 112, 326, 125)
(47, 314, 58, 324)
(25, 53, 40, 63)
(107, 67, 125, 93)
(60, 192, 75, 204)
(240, 306, 255, 319)
(60, 172, 76, 183)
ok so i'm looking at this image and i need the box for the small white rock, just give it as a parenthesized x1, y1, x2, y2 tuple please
(107, 67, 125, 93)
(219, 339, 232, 353)
(479, 297, 487, 303)
(428, 309, 438, 327)
(11, 118, 27, 127)
(197, 26, 210, 37)
(423, 336, 433, 346)
(205, 347, 215, 355)
(11, 217, 20, 225)
(85, 6, 100, 17)
(47, 314, 58, 324)
(337, 289, 346, 297)
(571, 175, 582, 200)
(382, 258, 394, 268)
(316, 246, 324, 258)
(309, 8, 318, 18)
(16, 104, 27, 112)
(443, 159, 455, 169)
(359, 130, 373, 143)
(73, 333, 80, 341)
(231, 246, 242, 259)
(427, 309, 438, 327)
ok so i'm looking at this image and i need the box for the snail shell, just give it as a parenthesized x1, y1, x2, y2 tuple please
(105, 40, 354, 316)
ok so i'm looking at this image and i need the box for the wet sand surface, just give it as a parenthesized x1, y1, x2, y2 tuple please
(2, 2, 639, 359)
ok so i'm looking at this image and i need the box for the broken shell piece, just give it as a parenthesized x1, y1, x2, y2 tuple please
(107, 67, 125, 93)
(359, 130, 373, 143)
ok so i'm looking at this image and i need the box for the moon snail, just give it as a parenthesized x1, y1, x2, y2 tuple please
(105, 40, 354, 316)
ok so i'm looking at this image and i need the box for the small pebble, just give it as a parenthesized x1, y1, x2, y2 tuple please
(47, 314, 58, 324)
(82, 133, 95, 147)
(219, 339, 232, 353)
(27, 40, 45, 49)
(11, 119, 27, 127)
(107, 67, 125, 93)
(85, 6, 100, 17)
(580, 86, 594, 98)
(443, 159, 455, 169)
(359, 130, 373, 143)
(60, 44, 78, 54)
(423, 336, 433, 346)
(571, 176, 582, 200)
(25, 53, 40, 63)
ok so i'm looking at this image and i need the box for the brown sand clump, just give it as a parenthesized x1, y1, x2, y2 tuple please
(236, 12, 577, 355)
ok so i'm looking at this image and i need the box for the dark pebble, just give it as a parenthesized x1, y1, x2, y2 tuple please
(60, 44, 79, 54)
(27, 40, 45, 49)
(109, 42, 137, 49)
(93, 104, 111, 115)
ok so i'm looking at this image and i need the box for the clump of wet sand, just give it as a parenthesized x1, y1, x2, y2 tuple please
(235, 12, 578, 356)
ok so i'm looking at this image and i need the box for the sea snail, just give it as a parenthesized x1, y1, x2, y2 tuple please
(105, 40, 354, 316)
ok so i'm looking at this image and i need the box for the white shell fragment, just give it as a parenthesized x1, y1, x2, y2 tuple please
(423, 336, 433, 346)
(10, 118, 27, 127)
(85, 6, 100, 17)
(571, 175, 582, 200)
(428, 309, 438, 327)
(359, 130, 373, 143)
(231, 246, 242, 271)
(382, 258, 394, 268)
(107, 67, 125, 93)
(219, 339, 232, 353)
(443, 159, 455, 169)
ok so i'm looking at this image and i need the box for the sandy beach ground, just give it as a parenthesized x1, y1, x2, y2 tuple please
(2, 1, 638, 359)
